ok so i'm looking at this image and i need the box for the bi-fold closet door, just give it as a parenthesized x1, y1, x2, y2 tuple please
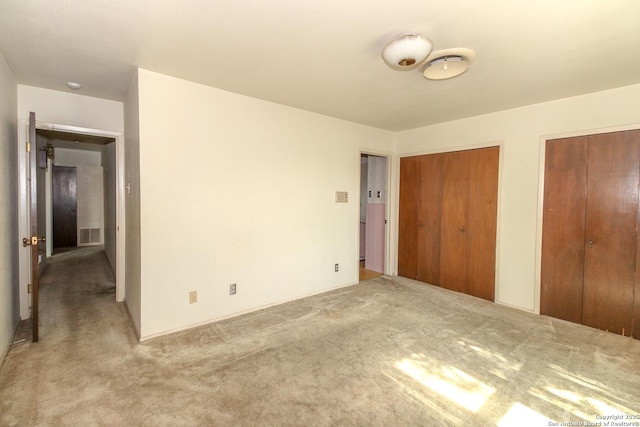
(398, 146, 499, 302)
(541, 130, 640, 338)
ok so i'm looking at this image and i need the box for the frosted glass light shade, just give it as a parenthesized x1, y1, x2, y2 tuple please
(381, 34, 433, 71)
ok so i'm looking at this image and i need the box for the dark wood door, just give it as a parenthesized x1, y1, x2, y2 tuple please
(416, 153, 443, 285)
(52, 166, 78, 250)
(466, 147, 499, 301)
(398, 156, 419, 278)
(440, 150, 470, 293)
(541, 130, 640, 338)
(27, 112, 41, 342)
(540, 136, 588, 323)
(582, 131, 639, 336)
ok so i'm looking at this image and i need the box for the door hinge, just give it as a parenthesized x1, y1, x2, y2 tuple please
(26, 142, 31, 152)
(28, 284, 32, 294)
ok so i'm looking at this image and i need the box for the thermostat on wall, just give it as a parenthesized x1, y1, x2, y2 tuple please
(335, 191, 348, 203)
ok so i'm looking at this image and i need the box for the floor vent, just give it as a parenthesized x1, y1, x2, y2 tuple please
(79, 228, 101, 245)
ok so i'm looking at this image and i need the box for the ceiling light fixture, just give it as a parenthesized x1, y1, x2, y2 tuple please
(66, 81, 82, 90)
(422, 48, 477, 80)
(381, 34, 433, 71)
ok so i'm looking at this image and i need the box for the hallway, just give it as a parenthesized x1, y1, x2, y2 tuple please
(15, 246, 125, 343)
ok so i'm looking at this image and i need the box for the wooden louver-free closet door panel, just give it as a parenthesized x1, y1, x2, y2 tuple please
(416, 153, 443, 285)
(466, 147, 499, 301)
(398, 156, 420, 279)
(440, 150, 471, 293)
(540, 137, 589, 324)
(582, 131, 640, 336)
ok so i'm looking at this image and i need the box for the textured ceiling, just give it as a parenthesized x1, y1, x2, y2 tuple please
(1, 0, 639, 131)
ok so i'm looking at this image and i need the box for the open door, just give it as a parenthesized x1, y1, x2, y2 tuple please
(22, 112, 44, 342)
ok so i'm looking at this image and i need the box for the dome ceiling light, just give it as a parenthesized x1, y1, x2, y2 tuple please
(381, 34, 433, 71)
(381, 36, 476, 80)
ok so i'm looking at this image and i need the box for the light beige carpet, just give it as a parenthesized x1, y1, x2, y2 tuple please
(1, 247, 639, 426)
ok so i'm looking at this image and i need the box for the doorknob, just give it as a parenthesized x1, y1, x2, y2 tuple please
(588, 238, 594, 246)
(22, 236, 46, 247)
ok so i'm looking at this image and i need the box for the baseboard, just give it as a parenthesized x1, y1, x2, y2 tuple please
(140, 280, 360, 342)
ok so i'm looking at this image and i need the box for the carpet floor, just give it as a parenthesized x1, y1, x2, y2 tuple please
(1, 246, 639, 426)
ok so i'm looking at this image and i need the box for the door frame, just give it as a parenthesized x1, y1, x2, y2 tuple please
(18, 119, 126, 319)
(535, 123, 640, 315)
(359, 149, 393, 276)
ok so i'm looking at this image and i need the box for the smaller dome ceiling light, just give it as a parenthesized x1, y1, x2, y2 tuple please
(381, 34, 433, 71)
(66, 81, 82, 90)
(422, 48, 477, 80)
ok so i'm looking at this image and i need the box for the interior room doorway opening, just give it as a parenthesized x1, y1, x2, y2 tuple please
(18, 118, 126, 329)
(359, 153, 389, 281)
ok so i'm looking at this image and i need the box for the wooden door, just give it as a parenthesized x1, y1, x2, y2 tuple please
(440, 150, 471, 293)
(26, 112, 42, 342)
(398, 156, 419, 278)
(541, 130, 640, 338)
(582, 131, 639, 336)
(52, 166, 78, 250)
(466, 147, 499, 301)
(416, 153, 443, 285)
(540, 136, 589, 323)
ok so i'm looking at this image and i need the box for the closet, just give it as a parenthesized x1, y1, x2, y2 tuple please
(398, 146, 499, 301)
(541, 130, 640, 338)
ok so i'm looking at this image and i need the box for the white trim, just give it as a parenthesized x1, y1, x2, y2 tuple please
(397, 140, 504, 158)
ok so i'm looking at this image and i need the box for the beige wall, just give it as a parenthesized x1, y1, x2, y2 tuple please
(0, 53, 18, 360)
(18, 86, 124, 132)
(136, 69, 394, 338)
(394, 83, 640, 313)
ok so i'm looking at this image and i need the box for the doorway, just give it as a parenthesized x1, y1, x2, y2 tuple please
(18, 119, 125, 326)
(359, 153, 388, 281)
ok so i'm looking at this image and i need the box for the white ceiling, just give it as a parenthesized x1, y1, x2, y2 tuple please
(1, 0, 639, 131)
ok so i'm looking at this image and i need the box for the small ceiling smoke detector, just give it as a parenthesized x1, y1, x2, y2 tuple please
(66, 81, 82, 90)
(422, 48, 476, 80)
(381, 34, 433, 71)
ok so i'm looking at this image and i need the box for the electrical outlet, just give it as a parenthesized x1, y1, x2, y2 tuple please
(335, 263, 339, 272)
(229, 283, 237, 295)
(189, 291, 197, 304)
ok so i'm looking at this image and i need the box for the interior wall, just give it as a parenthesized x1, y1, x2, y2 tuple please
(0, 53, 18, 361)
(395, 83, 640, 313)
(18, 86, 124, 132)
(54, 148, 104, 247)
(123, 72, 142, 337)
(136, 68, 394, 339)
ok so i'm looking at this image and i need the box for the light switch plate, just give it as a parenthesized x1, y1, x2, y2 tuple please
(335, 191, 348, 203)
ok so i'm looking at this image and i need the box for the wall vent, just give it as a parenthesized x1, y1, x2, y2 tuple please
(79, 228, 101, 245)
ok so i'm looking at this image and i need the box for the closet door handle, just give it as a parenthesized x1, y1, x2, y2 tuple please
(588, 238, 594, 246)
